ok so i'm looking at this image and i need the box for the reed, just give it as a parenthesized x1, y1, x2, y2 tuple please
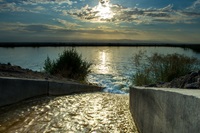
(133, 51, 200, 86)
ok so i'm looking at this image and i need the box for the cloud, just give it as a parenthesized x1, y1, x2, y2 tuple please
(0, 22, 62, 33)
(0, 0, 76, 13)
(1, 0, 199, 25)
(34, 6, 45, 11)
(181, 11, 200, 17)
(67, 3, 200, 24)
(54, 19, 81, 28)
(0, 22, 199, 43)
(0, 2, 27, 12)
(182, 0, 200, 20)
(187, 0, 200, 11)
(0, 2, 46, 13)
(0, 22, 119, 34)
(0, 22, 141, 40)
(22, 0, 76, 6)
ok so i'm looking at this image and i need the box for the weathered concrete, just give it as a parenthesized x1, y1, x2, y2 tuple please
(130, 86, 200, 133)
(0, 77, 48, 107)
(49, 81, 103, 95)
(0, 77, 103, 107)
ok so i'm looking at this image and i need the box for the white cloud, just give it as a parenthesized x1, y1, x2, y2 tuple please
(192, 0, 200, 9)
(55, 19, 81, 28)
(34, 6, 45, 11)
(186, 0, 200, 13)
(22, 0, 76, 6)
(0, 22, 66, 33)
(0, 2, 27, 12)
(66, 3, 200, 24)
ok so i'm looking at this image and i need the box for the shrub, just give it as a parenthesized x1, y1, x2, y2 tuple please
(44, 49, 92, 81)
(132, 51, 200, 86)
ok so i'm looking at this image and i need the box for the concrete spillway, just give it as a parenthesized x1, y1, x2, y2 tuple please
(0, 93, 138, 132)
(0, 77, 103, 107)
(130, 86, 200, 133)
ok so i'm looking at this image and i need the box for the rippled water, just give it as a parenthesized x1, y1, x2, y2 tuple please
(0, 46, 199, 93)
(0, 93, 138, 133)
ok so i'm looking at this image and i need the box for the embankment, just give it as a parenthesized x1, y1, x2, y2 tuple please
(0, 77, 103, 107)
(130, 86, 200, 133)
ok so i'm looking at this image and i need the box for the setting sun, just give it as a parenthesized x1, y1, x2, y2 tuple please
(94, 0, 114, 21)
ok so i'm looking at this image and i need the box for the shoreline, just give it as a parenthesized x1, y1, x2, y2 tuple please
(1, 43, 200, 54)
(0, 42, 200, 47)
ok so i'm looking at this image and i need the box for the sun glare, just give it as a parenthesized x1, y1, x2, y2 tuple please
(95, 0, 114, 21)
(98, 51, 110, 74)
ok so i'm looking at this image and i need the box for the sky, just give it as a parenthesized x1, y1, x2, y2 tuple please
(0, 0, 200, 43)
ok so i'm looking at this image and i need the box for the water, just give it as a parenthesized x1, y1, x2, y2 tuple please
(0, 93, 138, 132)
(0, 46, 199, 94)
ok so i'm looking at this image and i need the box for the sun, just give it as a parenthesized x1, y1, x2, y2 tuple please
(94, 0, 114, 20)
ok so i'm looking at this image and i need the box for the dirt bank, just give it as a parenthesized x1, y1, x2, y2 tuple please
(0, 63, 80, 83)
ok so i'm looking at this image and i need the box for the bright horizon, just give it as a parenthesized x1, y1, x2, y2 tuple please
(0, 0, 200, 43)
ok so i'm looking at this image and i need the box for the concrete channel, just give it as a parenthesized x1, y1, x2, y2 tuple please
(0, 77, 103, 107)
(130, 86, 200, 133)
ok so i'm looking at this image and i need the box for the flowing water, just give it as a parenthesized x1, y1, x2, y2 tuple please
(0, 46, 199, 93)
(0, 93, 138, 133)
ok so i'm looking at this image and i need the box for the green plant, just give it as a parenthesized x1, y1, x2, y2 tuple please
(132, 51, 200, 86)
(44, 49, 92, 81)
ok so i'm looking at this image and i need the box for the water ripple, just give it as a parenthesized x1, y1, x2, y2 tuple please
(0, 93, 138, 133)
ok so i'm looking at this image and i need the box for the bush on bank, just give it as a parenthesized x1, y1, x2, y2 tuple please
(44, 49, 92, 81)
(133, 51, 200, 86)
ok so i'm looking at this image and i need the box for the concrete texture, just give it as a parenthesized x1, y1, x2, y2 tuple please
(130, 86, 200, 133)
(49, 81, 103, 95)
(0, 77, 103, 107)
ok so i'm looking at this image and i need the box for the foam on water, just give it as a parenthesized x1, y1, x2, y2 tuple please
(87, 72, 133, 94)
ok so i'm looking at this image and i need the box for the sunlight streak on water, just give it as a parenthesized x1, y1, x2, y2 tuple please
(98, 50, 110, 74)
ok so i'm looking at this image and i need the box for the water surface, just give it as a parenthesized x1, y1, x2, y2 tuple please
(0, 93, 138, 133)
(0, 46, 199, 93)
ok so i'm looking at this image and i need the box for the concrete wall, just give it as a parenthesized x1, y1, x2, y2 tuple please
(0, 77, 103, 107)
(0, 77, 48, 107)
(49, 81, 103, 95)
(130, 87, 200, 133)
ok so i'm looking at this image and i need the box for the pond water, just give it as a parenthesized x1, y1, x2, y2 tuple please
(0, 46, 199, 94)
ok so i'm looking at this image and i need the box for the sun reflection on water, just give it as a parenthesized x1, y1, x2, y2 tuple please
(97, 50, 111, 74)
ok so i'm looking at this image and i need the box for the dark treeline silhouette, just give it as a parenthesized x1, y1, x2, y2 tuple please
(0, 42, 200, 53)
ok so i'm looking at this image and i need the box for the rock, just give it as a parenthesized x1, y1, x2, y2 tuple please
(185, 82, 200, 89)
(152, 70, 200, 89)
(198, 78, 200, 83)
(145, 84, 157, 87)
(190, 72, 198, 78)
(198, 70, 200, 75)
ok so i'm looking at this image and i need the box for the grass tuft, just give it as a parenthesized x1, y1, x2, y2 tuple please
(44, 48, 92, 81)
(132, 51, 200, 86)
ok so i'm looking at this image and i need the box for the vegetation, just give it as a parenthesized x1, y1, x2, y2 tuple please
(132, 51, 200, 86)
(44, 49, 92, 81)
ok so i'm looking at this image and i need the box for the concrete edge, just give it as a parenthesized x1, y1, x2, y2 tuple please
(129, 86, 200, 133)
(0, 77, 103, 107)
(131, 86, 200, 98)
